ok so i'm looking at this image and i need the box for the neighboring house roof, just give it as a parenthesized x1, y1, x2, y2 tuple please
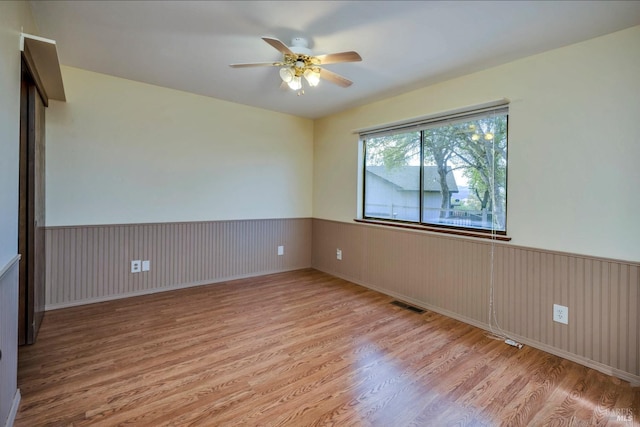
(367, 165, 458, 192)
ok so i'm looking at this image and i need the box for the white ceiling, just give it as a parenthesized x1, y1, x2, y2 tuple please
(29, 1, 640, 119)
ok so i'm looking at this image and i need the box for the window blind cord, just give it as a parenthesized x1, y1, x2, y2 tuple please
(485, 119, 522, 349)
(486, 140, 505, 340)
(487, 123, 507, 339)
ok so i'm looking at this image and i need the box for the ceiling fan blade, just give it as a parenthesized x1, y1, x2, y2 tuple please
(319, 68, 353, 87)
(315, 51, 362, 65)
(262, 37, 294, 55)
(229, 62, 283, 68)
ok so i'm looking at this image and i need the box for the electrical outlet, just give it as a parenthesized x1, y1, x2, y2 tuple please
(142, 260, 150, 271)
(553, 304, 568, 324)
(336, 248, 342, 260)
(131, 260, 141, 273)
(277, 245, 284, 256)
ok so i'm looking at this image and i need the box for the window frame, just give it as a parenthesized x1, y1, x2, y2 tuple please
(359, 102, 509, 237)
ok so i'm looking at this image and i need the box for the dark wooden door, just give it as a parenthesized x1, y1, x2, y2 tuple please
(18, 58, 46, 345)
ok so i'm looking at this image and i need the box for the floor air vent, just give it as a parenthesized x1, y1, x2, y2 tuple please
(390, 300, 425, 314)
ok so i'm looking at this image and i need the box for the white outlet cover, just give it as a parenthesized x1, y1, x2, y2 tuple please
(142, 260, 150, 271)
(553, 304, 568, 324)
(336, 249, 342, 260)
(277, 246, 284, 256)
(131, 260, 141, 273)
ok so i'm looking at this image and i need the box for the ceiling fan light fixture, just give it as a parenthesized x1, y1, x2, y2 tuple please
(287, 75, 302, 90)
(279, 67, 294, 83)
(304, 69, 320, 87)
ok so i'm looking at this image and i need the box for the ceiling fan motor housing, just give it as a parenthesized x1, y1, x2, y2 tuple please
(290, 37, 311, 55)
(282, 38, 318, 77)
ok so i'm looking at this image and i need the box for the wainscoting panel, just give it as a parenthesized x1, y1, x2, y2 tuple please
(311, 219, 640, 384)
(0, 255, 21, 427)
(45, 218, 312, 309)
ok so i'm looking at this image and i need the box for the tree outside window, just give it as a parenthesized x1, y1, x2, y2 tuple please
(363, 109, 508, 233)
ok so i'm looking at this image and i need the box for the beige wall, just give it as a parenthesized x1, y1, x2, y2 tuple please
(313, 26, 640, 262)
(46, 66, 314, 226)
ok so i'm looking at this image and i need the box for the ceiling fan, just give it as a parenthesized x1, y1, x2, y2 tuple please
(230, 37, 362, 94)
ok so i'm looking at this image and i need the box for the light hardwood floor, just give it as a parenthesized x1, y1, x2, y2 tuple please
(16, 269, 639, 426)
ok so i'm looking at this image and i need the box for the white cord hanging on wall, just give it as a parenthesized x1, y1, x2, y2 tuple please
(484, 107, 523, 349)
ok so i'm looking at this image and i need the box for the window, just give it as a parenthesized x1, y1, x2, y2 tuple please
(362, 104, 508, 234)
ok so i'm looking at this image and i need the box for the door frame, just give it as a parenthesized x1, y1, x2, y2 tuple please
(18, 55, 47, 345)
